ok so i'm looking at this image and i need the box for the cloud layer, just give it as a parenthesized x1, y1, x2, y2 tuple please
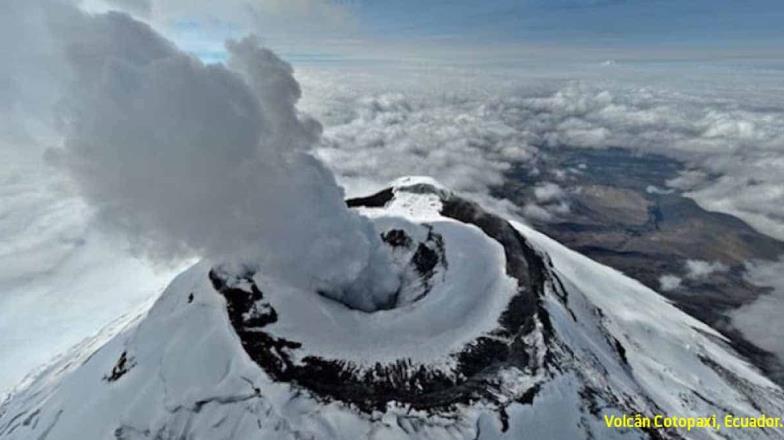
(297, 67, 784, 242)
(731, 258, 784, 366)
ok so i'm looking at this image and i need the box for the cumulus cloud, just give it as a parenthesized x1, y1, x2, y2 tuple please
(33, 5, 398, 310)
(684, 259, 729, 280)
(732, 258, 784, 365)
(518, 203, 554, 222)
(658, 274, 682, 292)
(533, 182, 565, 203)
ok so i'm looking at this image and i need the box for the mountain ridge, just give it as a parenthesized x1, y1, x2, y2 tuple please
(1, 177, 781, 440)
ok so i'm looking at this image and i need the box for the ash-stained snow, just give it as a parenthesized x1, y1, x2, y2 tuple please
(1, 179, 782, 440)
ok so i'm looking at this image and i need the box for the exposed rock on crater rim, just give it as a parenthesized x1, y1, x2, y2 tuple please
(210, 180, 550, 413)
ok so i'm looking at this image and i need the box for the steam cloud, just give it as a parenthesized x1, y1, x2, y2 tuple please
(42, 6, 397, 310)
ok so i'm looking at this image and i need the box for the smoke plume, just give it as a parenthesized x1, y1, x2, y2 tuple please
(45, 7, 398, 310)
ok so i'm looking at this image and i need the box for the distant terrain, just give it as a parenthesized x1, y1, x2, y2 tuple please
(497, 147, 784, 383)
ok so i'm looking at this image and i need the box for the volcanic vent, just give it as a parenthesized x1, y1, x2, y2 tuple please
(207, 177, 547, 414)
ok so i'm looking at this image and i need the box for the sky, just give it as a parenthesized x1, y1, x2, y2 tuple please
(80, 0, 784, 64)
(2, 0, 784, 398)
(351, 0, 784, 48)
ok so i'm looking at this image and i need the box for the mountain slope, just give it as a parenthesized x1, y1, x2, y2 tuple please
(1, 177, 782, 440)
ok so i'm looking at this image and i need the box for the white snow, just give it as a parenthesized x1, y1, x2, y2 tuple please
(514, 220, 783, 439)
(2, 181, 782, 440)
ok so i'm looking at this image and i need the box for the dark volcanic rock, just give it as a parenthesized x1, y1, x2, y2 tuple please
(381, 229, 412, 248)
(346, 188, 394, 208)
(104, 351, 133, 382)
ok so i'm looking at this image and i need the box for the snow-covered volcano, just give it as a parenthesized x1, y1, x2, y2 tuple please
(1, 177, 782, 440)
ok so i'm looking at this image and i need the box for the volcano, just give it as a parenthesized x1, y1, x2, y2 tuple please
(1, 177, 782, 440)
